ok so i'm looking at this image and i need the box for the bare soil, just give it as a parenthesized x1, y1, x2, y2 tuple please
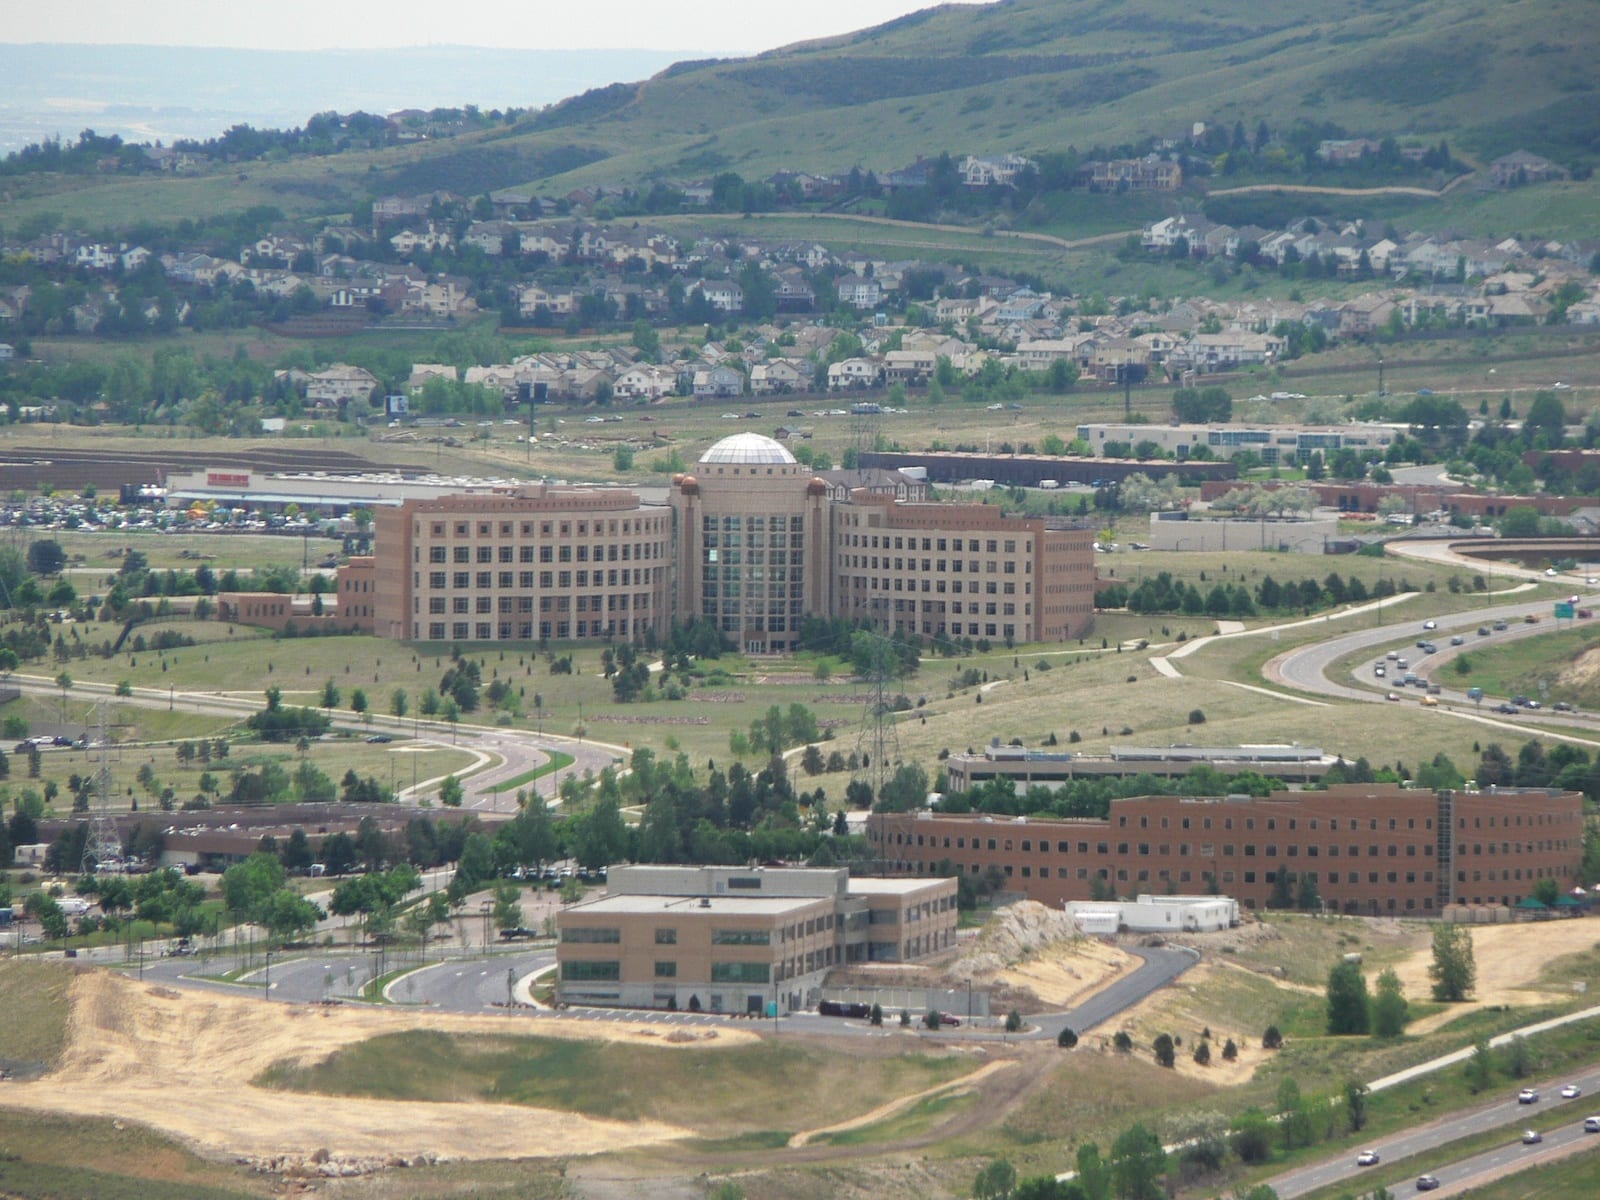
(1390, 919, 1595, 1034)
(0, 970, 739, 1170)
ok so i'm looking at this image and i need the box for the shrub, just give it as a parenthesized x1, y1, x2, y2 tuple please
(1262, 1025, 1283, 1050)
(1222, 1038, 1238, 1061)
(1193, 1040, 1211, 1065)
(1153, 1032, 1176, 1067)
(1057, 1027, 1078, 1048)
(1188, 708, 1206, 725)
(1113, 1030, 1134, 1052)
(1005, 1010, 1023, 1033)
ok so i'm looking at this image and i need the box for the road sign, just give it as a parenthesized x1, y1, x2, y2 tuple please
(1555, 602, 1575, 619)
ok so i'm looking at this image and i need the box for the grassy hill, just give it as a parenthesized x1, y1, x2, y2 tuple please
(5, 0, 1596, 232)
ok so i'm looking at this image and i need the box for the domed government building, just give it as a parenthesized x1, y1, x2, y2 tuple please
(358, 432, 1096, 650)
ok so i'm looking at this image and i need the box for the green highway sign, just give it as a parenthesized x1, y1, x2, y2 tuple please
(1555, 602, 1575, 619)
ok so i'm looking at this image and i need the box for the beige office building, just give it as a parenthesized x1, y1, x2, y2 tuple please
(833, 491, 1096, 643)
(557, 865, 958, 1013)
(668, 433, 832, 654)
(349, 432, 1097, 647)
(371, 484, 672, 643)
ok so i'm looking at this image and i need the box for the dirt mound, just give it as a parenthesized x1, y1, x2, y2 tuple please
(0, 968, 738, 1170)
(959, 902, 1139, 1012)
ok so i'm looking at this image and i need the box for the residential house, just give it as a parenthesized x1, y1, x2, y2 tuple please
(614, 364, 677, 402)
(305, 365, 380, 409)
(1316, 138, 1382, 164)
(519, 285, 577, 319)
(837, 275, 883, 310)
(773, 268, 816, 310)
(961, 153, 1033, 187)
(462, 222, 514, 255)
(827, 358, 881, 390)
(389, 224, 454, 255)
(0, 344, 14, 362)
(1176, 331, 1286, 373)
(883, 349, 936, 384)
(692, 365, 745, 398)
(408, 363, 459, 392)
(1338, 294, 1399, 335)
(697, 280, 745, 314)
(1488, 150, 1570, 187)
(1080, 157, 1182, 191)
(749, 359, 810, 394)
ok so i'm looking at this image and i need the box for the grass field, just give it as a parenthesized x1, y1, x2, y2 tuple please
(256, 1029, 973, 1134)
(1440, 622, 1600, 711)
(0, 960, 73, 1074)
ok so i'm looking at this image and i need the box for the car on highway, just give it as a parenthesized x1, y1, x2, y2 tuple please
(1560, 1084, 1582, 1099)
(1421, 695, 1439, 707)
(1386, 692, 1401, 702)
(1546, 567, 1560, 577)
(1493, 620, 1509, 631)
(1450, 635, 1465, 646)
(1478, 626, 1491, 637)
(1356, 1150, 1381, 1166)
(1420, 643, 1437, 654)
(1521, 1129, 1543, 1144)
(1495, 703, 1519, 714)
(1585, 1115, 1600, 1132)
(365, 734, 392, 743)
(1554, 702, 1577, 713)
(1415, 1175, 1440, 1191)
(1519, 1087, 1539, 1104)
(1423, 620, 1437, 630)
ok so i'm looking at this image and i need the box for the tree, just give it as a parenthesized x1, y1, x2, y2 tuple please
(350, 689, 369, 722)
(1345, 1079, 1370, 1132)
(1429, 923, 1476, 1001)
(262, 887, 325, 943)
(1276, 1077, 1312, 1150)
(220, 852, 285, 922)
(1075, 1143, 1111, 1200)
(1371, 967, 1409, 1037)
(321, 679, 341, 709)
(390, 689, 409, 720)
(973, 1158, 1018, 1200)
(1152, 1032, 1176, 1067)
(1229, 1109, 1274, 1164)
(439, 775, 464, 807)
(1109, 1123, 1166, 1200)
(493, 880, 523, 933)
(27, 539, 66, 577)
(1464, 1037, 1494, 1093)
(1325, 960, 1372, 1035)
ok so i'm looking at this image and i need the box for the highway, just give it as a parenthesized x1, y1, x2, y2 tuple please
(1267, 1067, 1600, 1198)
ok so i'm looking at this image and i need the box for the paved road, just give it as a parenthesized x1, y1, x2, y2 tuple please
(1267, 1067, 1600, 1198)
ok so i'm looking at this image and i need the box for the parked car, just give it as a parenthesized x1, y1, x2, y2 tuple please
(1519, 1088, 1539, 1104)
(1357, 1150, 1381, 1166)
(365, 734, 393, 743)
(1374, 665, 1386, 677)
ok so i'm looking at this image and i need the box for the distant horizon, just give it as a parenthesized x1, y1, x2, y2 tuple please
(0, 1, 987, 55)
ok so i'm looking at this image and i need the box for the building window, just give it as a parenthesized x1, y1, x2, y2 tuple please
(560, 961, 620, 981)
(654, 961, 677, 978)
(654, 928, 677, 945)
(712, 929, 771, 946)
(561, 927, 621, 944)
(710, 962, 771, 984)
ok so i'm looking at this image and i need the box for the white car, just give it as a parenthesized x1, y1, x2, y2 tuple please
(1522, 1129, 1543, 1144)
(1585, 1116, 1600, 1132)
(1545, 568, 1559, 577)
(1560, 1084, 1582, 1099)
(1519, 1088, 1539, 1104)
(1357, 1150, 1381, 1167)
(1422, 620, 1437, 630)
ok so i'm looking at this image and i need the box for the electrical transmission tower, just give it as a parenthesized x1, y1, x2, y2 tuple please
(854, 634, 902, 801)
(81, 700, 122, 874)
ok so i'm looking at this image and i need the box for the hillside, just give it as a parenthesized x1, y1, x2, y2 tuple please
(3, 0, 1597, 231)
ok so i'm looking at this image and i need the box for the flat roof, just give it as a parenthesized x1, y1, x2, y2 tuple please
(846, 877, 953, 896)
(567, 894, 824, 918)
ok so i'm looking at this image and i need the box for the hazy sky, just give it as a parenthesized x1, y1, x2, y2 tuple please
(3, 1, 986, 53)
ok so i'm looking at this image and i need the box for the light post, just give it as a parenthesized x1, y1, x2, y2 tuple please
(480, 900, 493, 959)
(264, 949, 272, 1000)
(966, 977, 973, 1028)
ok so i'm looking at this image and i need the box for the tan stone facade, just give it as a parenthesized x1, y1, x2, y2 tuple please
(557, 866, 958, 1012)
(371, 485, 672, 643)
(832, 492, 1095, 643)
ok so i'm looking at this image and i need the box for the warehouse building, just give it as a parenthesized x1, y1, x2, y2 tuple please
(868, 785, 1584, 914)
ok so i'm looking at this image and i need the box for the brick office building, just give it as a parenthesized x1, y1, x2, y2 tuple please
(868, 785, 1585, 915)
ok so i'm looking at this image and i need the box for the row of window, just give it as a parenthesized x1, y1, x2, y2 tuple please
(895, 832, 1573, 859)
(426, 593, 651, 615)
(843, 534, 1029, 554)
(425, 569, 659, 590)
(423, 618, 644, 640)
(430, 519, 663, 539)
